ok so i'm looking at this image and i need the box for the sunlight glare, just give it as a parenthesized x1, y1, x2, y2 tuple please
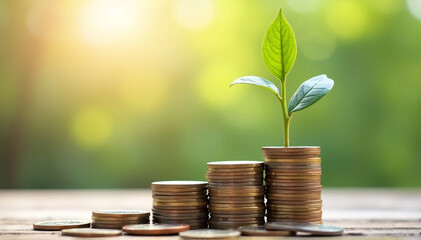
(78, 0, 140, 45)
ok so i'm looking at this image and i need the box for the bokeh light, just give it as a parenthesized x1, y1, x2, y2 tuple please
(174, 0, 215, 30)
(77, 0, 141, 45)
(407, 0, 421, 21)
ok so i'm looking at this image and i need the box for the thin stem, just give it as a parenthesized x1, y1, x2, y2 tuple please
(280, 78, 290, 147)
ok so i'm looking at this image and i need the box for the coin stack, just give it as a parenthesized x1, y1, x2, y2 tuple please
(263, 147, 322, 224)
(91, 210, 150, 229)
(152, 181, 209, 229)
(206, 161, 265, 229)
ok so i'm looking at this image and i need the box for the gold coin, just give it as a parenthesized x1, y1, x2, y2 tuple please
(92, 210, 150, 218)
(207, 171, 263, 176)
(153, 205, 208, 210)
(207, 174, 263, 181)
(210, 208, 265, 215)
(209, 206, 265, 212)
(210, 217, 263, 222)
(209, 185, 263, 191)
(267, 199, 322, 205)
(152, 190, 208, 196)
(152, 181, 208, 187)
(266, 203, 322, 209)
(207, 167, 264, 173)
(207, 161, 264, 168)
(153, 194, 207, 200)
(61, 228, 122, 237)
(123, 224, 190, 235)
(153, 198, 207, 203)
(179, 229, 241, 239)
(211, 213, 265, 218)
(92, 219, 146, 225)
(91, 215, 148, 221)
(239, 225, 294, 236)
(33, 220, 91, 231)
(152, 208, 207, 214)
(152, 215, 207, 222)
(209, 203, 264, 209)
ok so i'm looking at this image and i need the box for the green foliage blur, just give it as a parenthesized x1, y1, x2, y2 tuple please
(1, 0, 420, 188)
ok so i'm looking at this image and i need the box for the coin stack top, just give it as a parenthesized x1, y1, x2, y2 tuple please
(91, 210, 150, 229)
(263, 147, 323, 224)
(206, 161, 265, 229)
(151, 181, 208, 229)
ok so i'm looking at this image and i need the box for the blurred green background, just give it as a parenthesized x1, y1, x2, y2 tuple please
(1, 0, 420, 188)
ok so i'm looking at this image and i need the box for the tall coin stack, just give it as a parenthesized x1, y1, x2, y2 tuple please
(151, 181, 209, 229)
(263, 147, 322, 224)
(206, 161, 265, 229)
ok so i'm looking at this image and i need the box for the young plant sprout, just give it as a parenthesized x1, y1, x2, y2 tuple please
(231, 9, 334, 147)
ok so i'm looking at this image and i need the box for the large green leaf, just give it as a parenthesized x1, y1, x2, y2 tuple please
(230, 76, 279, 96)
(288, 75, 334, 114)
(262, 9, 297, 81)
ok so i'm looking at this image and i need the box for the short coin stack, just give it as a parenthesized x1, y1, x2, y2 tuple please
(263, 147, 323, 224)
(206, 161, 265, 229)
(91, 210, 150, 229)
(152, 181, 208, 229)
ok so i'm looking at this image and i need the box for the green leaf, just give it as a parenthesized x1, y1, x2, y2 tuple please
(288, 75, 334, 114)
(230, 76, 279, 96)
(262, 9, 297, 81)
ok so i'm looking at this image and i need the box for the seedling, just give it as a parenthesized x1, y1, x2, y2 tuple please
(231, 9, 334, 147)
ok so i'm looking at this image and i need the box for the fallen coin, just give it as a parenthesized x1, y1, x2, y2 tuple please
(239, 225, 294, 236)
(179, 229, 241, 239)
(123, 223, 190, 235)
(61, 228, 122, 237)
(265, 222, 343, 236)
(33, 220, 91, 231)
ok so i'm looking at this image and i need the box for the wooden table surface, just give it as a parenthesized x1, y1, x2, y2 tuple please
(1, 189, 420, 239)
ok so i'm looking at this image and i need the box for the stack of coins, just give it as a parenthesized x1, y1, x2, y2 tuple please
(91, 210, 150, 229)
(263, 147, 322, 224)
(152, 181, 208, 229)
(206, 161, 265, 229)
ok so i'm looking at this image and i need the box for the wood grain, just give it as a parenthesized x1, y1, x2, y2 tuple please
(0, 189, 420, 239)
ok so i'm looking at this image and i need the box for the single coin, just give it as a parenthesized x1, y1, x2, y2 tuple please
(153, 194, 207, 200)
(266, 199, 322, 205)
(265, 222, 343, 236)
(211, 217, 263, 222)
(92, 219, 144, 225)
(153, 208, 207, 214)
(91, 215, 148, 221)
(209, 203, 264, 208)
(209, 185, 264, 191)
(266, 164, 321, 169)
(33, 220, 91, 231)
(92, 210, 150, 218)
(123, 223, 190, 235)
(207, 175, 263, 181)
(207, 161, 264, 168)
(61, 228, 122, 237)
(207, 171, 263, 176)
(239, 225, 294, 236)
(152, 181, 208, 187)
(211, 213, 265, 218)
(153, 190, 208, 196)
(208, 221, 263, 229)
(207, 167, 264, 173)
(153, 200, 207, 207)
(179, 229, 241, 239)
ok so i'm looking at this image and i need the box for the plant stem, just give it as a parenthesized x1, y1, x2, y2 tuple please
(280, 79, 290, 147)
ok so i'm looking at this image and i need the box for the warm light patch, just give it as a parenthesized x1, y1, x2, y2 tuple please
(77, 0, 140, 45)
(174, 0, 215, 30)
(196, 63, 245, 108)
(71, 108, 113, 148)
(325, 1, 369, 40)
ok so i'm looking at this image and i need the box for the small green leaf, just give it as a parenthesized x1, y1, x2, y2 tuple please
(262, 9, 297, 81)
(288, 75, 334, 114)
(230, 76, 279, 96)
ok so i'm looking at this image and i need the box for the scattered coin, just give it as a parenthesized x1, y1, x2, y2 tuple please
(179, 229, 241, 239)
(265, 222, 343, 236)
(61, 228, 122, 237)
(33, 220, 91, 231)
(239, 225, 294, 236)
(123, 224, 190, 235)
